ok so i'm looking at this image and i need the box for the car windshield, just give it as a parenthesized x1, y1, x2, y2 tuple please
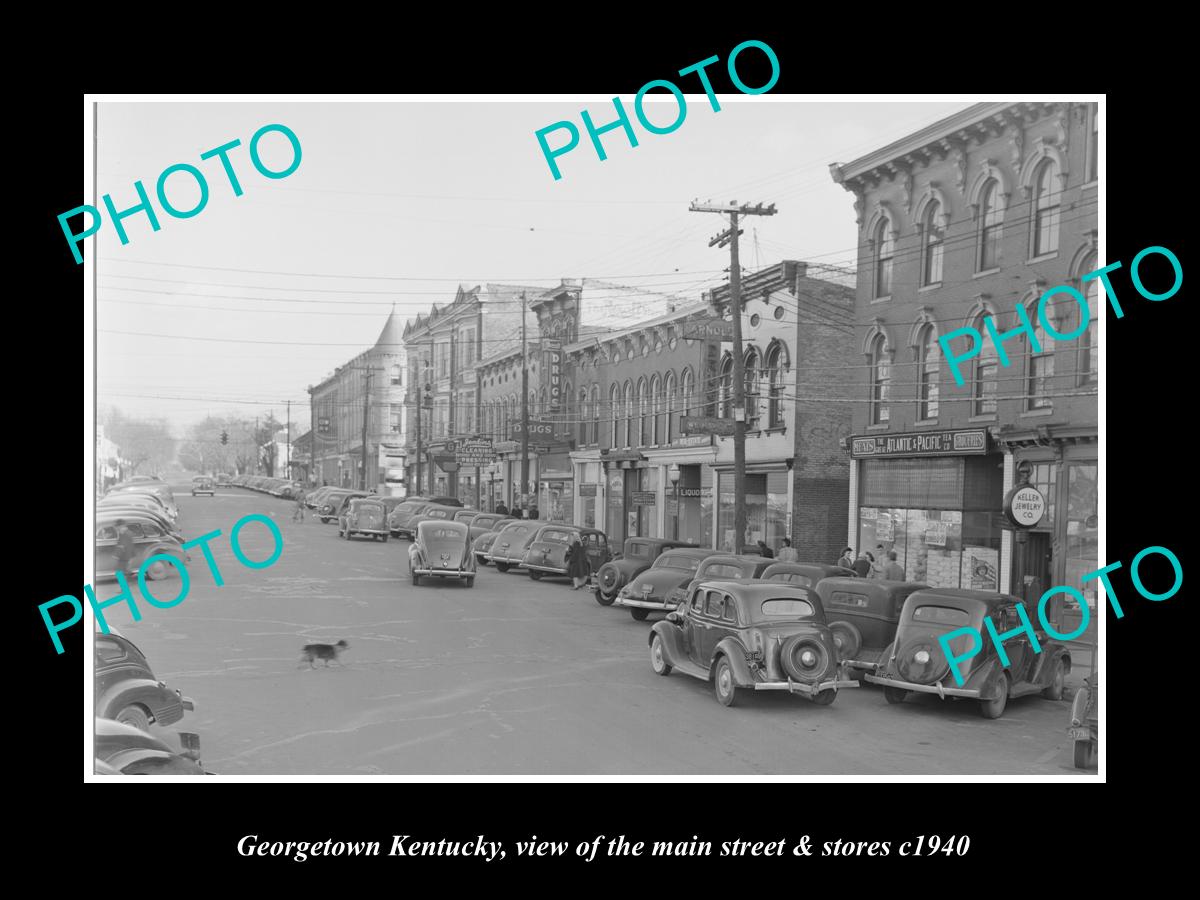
(703, 563, 751, 579)
(658, 555, 701, 572)
(913, 605, 973, 626)
(761, 598, 815, 618)
(540, 530, 574, 543)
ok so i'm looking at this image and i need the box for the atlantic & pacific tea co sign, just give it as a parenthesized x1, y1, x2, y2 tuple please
(850, 429, 988, 458)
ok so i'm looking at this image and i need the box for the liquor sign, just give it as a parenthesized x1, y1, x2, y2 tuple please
(669, 435, 712, 448)
(682, 317, 735, 341)
(1004, 484, 1047, 528)
(456, 438, 495, 468)
(850, 429, 989, 458)
(632, 491, 656, 506)
(678, 487, 701, 498)
(681, 416, 736, 436)
(543, 340, 564, 413)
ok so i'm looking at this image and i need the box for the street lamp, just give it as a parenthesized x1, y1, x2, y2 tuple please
(668, 463, 681, 540)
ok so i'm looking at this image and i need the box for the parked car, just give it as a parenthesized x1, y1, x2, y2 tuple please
(329, 491, 371, 520)
(95, 628, 195, 729)
(648, 581, 857, 707)
(523, 525, 612, 581)
(215, 473, 232, 487)
(388, 500, 435, 537)
(399, 504, 456, 539)
(863, 589, 1071, 719)
(592, 537, 698, 605)
(94, 718, 209, 775)
(191, 476, 215, 497)
(409, 520, 475, 586)
(485, 520, 543, 572)
(760, 561, 858, 588)
(97, 501, 181, 539)
(96, 515, 190, 580)
(813, 577, 929, 677)
(614, 547, 713, 620)
(305, 486, 336, 509)
(466, 513, 515, 543)
(1069, 674, 1098, 769)
(315, 489, 356, 523)
(452, 509, 481, 526)
(666, 553, 773, 608)
(338, 497, 390, 542)
(473, 529, 504, 566)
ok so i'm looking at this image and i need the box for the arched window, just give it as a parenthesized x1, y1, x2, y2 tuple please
(623, 380, 634, 448)
(766, 342, 786, 428)
(1033, 160, 1060, 256)
(978, 179, 1002, 270)
(744, 347, 761, 429)
(590, 384, 601, 445)
(970, 318, 998, 416)
(1026, 304, 1054, 409)
(680, 367, 694, 418)
(719, 354, 734, 418)
(922, 201, 944, 286)
(577, 387, 588, 445)
(869, 334, 891, 425)
(874, 218, 894, 298)
(648, 375, 661, 445)
(662, 372, 675, 444)
(609, 383, 620, 447)
(636, 378, 649, 446)
(1080, 255, 1098, 386)
(917, 325, 940, 420)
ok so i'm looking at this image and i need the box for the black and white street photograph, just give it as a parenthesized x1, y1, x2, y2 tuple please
(83, 94, 1101, 777)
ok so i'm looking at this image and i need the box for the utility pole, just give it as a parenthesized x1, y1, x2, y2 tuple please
(361, 369, 374, 490)
(285, 399, 291, 479)
(254, 416, 259, 475)
(520, 291, 529, 511)
(690, 200, 777, 553)
(415, 371, 423, 497)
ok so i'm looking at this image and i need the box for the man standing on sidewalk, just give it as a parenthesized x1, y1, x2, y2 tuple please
(114, 519, 136, 576)
(292, 489, 306, 522)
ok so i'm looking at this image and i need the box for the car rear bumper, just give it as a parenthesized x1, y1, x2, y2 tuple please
(862, 673, 980, 699)
(412, 567, 472, 577)
(525, 563, 568, 575)
(752, 677, 860, 695)
(349, 528, 388, 535)
(614, 596, 672, 610)
(486, 555, 525, 566)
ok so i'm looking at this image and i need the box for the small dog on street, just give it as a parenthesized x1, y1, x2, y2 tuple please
(299, 640, 349, 668)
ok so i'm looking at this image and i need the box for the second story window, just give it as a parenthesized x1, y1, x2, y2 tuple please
(874, 219, 894, 298)
(609, 383, 620, 447)
(917, 325, 940, 420)
(578, 388, 589, 446)
(766, 341, 786, 428)
(1079, 254, 1099, 387)
(922, 201, 944, 286)
(1026, 306, 1054, 409)
(390, 364, 402, 386)
(869, 334, 891, 425)
(719, 354, 734, 418)
(590, 384, 601, 445)
(623, 380, 634, 448)
(662, 372, 676, 443)
(978, 179, 1003, 271)
(972, 314, 998, 416)
(1032, 160, 1060, 257)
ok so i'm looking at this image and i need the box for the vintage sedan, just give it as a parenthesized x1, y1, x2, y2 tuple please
(649, 582, 858, 707)
(523, 525, 612, 581)
(467, 513, 515, 543)
(215, 472, 232, 487)
(592, 537, 698, 605)
(614, 548, 713, 620)
(409, 520, 475, 586)
(665, 553, 774, 609)
(96, 516, 190, 581)
(315, 489, 358, 523)
(761, 562, 858, 588)
(388, 500, 435, 537)
(814, 577, 929, 676)
(338, 497, 390, 542)
(191, 476, 215, 497)
(94, 718, 209, 775)
(473, 529, 504, 566)
(864, 589, 1071, 719)
(95, 628, 195, 730)
(485, 520, 542, 572)
(401, 505, 457, 540)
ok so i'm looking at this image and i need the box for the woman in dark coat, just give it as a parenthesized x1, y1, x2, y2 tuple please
(565, 535, 590, 590)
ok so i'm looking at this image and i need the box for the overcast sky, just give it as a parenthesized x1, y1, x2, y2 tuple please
(94, 98, 966, 435)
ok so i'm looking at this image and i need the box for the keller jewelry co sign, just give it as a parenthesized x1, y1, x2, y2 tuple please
(1003, 484, 1047, 528)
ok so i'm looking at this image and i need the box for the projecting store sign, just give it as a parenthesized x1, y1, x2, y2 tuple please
(682, 317, 735, 341)
(681, 416, 737, 436)
(1003, 484, 1047, 528)
(510, 421, 555, 439)
(850, 429, 989, 458)
(543, 340, 563, 413)
(456, 438, 494, 468)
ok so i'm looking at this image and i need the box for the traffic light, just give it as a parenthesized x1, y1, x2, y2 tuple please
(220, 430, 229, 445)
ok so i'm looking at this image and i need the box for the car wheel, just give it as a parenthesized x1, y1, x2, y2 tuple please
(594, 588, 615, 607)
(883, 686, 908, 705)
(594, 565, 621, 604)
(811, 689, 837, 706)
(412, 573, 420, 586)
(529, 570, 543, 581)
(829, 621, 862, 662)
(1042, 659, 1066, 700)
(1074, 740, 1094, 769)
(144, 556, 172, 581)
(713, 656, 737, 707)
(979, 673, 1010, 719)
(115, 705, 152, 731)
(476, 554, 489, 566)
(465, 576, 475, 588)
(320, 517, 329, 524)
(650, 633, 672, 676)
(630, 608, 649, 621)
(495, 561, 510, 573)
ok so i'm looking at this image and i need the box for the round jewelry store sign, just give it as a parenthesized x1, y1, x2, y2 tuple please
(1004, 484, 1047, 528)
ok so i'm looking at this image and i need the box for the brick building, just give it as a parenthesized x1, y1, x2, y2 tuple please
(830, 101, 1098, 609)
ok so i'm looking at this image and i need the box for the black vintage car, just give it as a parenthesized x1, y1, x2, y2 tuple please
(864, 589, 1071, 719)
(592, 537, 698, 606)
(95, 628, 194, 731)
(760, 562, 858, 588)
(648, 581, 858, 707)
(665, 553, 773, 609)
(614, 547, 712, 621)
(813, 577, 929, 677)
(523, 525, 612, 581)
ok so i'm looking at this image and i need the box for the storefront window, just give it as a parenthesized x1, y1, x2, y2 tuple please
(1065, 464, 1098, 607)
(541, 480, 574, 524)
(857, 506, 1000, 589)
(718, 473, 787, 552)
(700, 486, 713, 549)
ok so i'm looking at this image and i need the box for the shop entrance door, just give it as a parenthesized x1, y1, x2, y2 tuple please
(1014, 530, 1052, 609)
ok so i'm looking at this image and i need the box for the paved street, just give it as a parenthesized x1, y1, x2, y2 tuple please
(116, 486, 1091, 776)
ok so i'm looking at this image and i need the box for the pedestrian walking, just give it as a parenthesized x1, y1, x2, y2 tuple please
(756, 539, 774, 558)
(113, 518, 136, 576)
(565, 535, 590, 590)
(882, 551, 905, 581)
(852, 551, 873, 578)
(495, 501, 508, 516)
(836, 546, 854, 569)
(776, 538, 798, 562)
(292, 490, 306, 522)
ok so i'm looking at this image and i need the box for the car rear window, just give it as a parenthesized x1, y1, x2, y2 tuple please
(428, 509, 450, 519)
(540, 530, 573, 543)
(454, 511, 476, 522)
(768, 572, 814, 587)
(629, 543, 650, 558)
(504, 525, 530, 536)
(829, 591, 868, 607)
(913, 605, 972, 626)
(761, 598, 815, 617)
(395, 502, 420, 514)
(703, 563, 750, 579)
(426, 528, 462, 540)
(658, 555, 701, 572)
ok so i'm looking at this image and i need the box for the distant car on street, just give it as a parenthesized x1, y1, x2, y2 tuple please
(191, 476, 215, 497)
(648, 581, 858, 707)
(522, 525, 612, 581)
(593, 537, 698, 605)
(613, 547, 713, 620)
(387, 500, 435, 537)
(215, 472, 232, 487)
(465, 513, 515, 544)
(409, 520, 475, 587)
(95, 628, 195, 730)
(338, 497, 390, 542)
(864, 589, 1071, 719)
